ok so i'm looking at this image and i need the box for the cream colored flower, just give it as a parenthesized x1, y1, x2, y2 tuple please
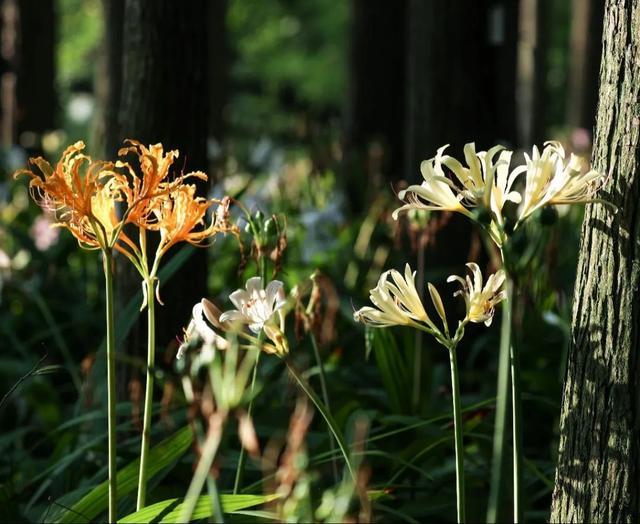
(447, 263, 506, 326)
(353, 263, 432, 329)
(518, 141, 606, 222)
(220, 277, 289, 354)
(393, 146, 472, 220)
(442, 143, 521, 225)
(177, 299, 229, 359)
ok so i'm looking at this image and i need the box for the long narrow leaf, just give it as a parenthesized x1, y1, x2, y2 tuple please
(285, 361, 356, 481)
(53, 425, 193, 523)
(120, 494, 280, 523)
(368, 328, 411, 414)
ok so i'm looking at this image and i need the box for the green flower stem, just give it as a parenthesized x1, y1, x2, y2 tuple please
(103, 250, 118, 522)
(487, 273, 513, 523)
(179, 413, 226, 523)
(233, 348, 261, 494)
(309, 332, 339, 483)
(136, 278, 156, 510)
(448, 346, 466, 524)
(510, 317, 523, 523)
(233, 255, 269, 494)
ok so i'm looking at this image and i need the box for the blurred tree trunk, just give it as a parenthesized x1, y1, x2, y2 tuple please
(16, 0, 55, 155)
(405, 0, 518, 177)
(516, 0, 547, 148)
(550, 1, 640, 522)
(344, 0, 407, 211)
(0, 0, 55, 155)
(116, 0, 210, 352)
(207, 0, 228, 181)
(566, 0, 604, 134)
(404, 0, 518, 262)
(100, 0, 124, 158)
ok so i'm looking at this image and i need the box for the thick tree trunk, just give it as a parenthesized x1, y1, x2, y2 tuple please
(550, 1, 640, 522)
(118, 0, 209, 349)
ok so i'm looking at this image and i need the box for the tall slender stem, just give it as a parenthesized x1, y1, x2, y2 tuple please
(487, 274, 513, 523)
(179, 413, 226, 523)
(412, 244, 425, 411)
(103, 250, 118, 522)
(310, 332, 339, 483)
(233, 349, 260, 493)
(510, 318, 523, 522)
(233, 256, 268, 493)
(136, 278, 156, 509)
(448, 347, 466, 523)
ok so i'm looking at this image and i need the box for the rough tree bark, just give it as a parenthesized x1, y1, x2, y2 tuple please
(550, 1, 640, 522)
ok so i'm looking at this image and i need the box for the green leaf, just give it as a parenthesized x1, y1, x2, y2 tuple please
(53, 426, 193, 523)
(285, 361, 356, 482)
(120, 494, 281, 523)
(368, 327, 411, 415)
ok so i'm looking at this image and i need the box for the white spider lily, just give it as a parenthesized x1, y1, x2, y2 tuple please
(392, 146, 472, 220)
(177, 299, 229, 359)
(447, 263, 506, 327)
(442, 143, 521, 225)
(518, 141, 607, 222)
(220, 277, 288, 354)
(354, 264, 433, 329)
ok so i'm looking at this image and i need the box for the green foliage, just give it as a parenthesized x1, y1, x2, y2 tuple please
(120, 494, 280, 523)
(51, 426, 193, 523)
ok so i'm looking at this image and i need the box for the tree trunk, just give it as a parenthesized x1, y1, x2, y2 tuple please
(118, 0, 209, 349)
(101, 0, 124, 159)
(566, 0, 605, 134)
(343, 0, 407, 211)
(550, 1, 640, 522)
(405, 0, 518, 178)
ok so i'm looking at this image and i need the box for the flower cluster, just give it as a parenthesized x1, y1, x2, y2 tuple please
(354, 263, 506, 346)
(393, 141, 608, 245)
(15, 140, 238, 284)
(180, 277, 290, 358)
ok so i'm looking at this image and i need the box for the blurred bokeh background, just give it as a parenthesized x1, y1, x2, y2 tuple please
(0, 1, 603, 522)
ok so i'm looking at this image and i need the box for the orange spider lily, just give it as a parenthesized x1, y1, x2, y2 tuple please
(148, 184, 238, 260)
(114, 139, 207, 228)
(14, 141, 135, 254)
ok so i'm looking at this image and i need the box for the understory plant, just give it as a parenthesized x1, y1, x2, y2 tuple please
(393, 140, 611, 522)
(353, 262, 506, 522)
(15, 140, 238, 518)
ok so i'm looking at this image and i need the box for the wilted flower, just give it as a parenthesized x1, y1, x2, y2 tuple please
(220, 277, 289, 354)
(353, 264, 433, 329)
(517, 141, 607, 222)
(447, 263, 506, 326)
(393, 146, 472, 219)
